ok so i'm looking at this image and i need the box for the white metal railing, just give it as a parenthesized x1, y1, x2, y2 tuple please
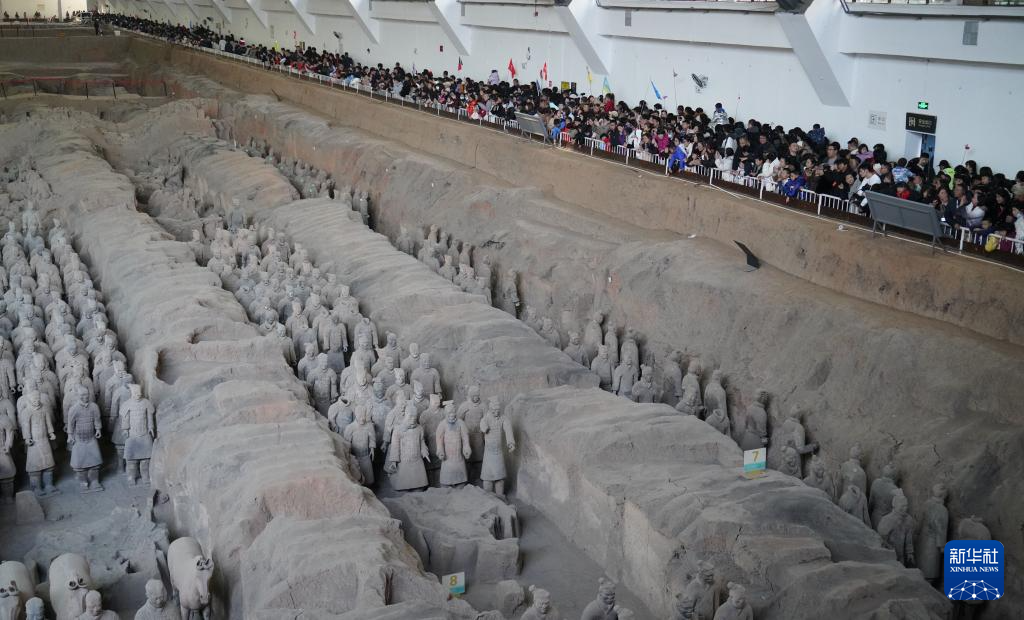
(125, 26, 1023, 262)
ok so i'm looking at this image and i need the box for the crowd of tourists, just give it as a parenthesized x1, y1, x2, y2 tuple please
(102, 13, 1024, 250)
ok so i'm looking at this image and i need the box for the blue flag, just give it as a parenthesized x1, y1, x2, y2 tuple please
(651, 80, 667, 100)
(602, 76, 611, 95)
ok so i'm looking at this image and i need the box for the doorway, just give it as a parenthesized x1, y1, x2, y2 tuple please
(905, 131, 936, 161)
(920, 133, 936, 160)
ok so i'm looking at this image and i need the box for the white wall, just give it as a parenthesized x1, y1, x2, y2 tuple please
(107, 0, 1024, 174)
(2, 0, 87, 17)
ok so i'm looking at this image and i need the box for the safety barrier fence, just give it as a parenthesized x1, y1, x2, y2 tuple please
(118, 29, 1024, 268)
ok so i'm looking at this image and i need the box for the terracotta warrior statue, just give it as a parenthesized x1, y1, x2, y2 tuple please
(803, 455, 836, 502)
(712, 583, 753, 620)
(524, 306, 542, 333)
(297, 342, 318, 382)
(684, 560, 723, 620)
(705, 408, 731, 437)
(134, 579, 180, 620)
(738, 390, 769, 451)
(457, 384, 486, 482)
(328, 397, 354, 434)
(877, 489, 915, 567)
(590, 345, 614, 391)
(0, 410, 15, 502)
(20, 388, 56, 496)
(703, 369, 727, 420)
(501, 270, 524, 317)
(66, 386, 104, 492)
(918, 483, 948, 583)
(777, 446, 801, 478)
(672, 593, 696, 620)
(435, 401, 471, 488)
(675, 360, 704, 417)
(611, 357, 638, 401)
(631, 365, 657, 403)
(25, 598, 46, 620)
(308, 353, 339, 416)
(838, 469, 870, 526)
(563, 331, 590, 366)
(410, 353, 442, 397)
(78, 590, 118, 620)
(521, 585, 556, 620)
(619, 328, 639, 372)
(838, 444, 867, 498)
(538, 317, 561, 349)
(662, 350, 683, 406)
(439, 255, 456, 283)
(420, 394, 445, 485)
(385, 402, 430, 492)
(580, 578, 618, 620)
(582, 312, 604, 363)
(868, 462, 899, 529)
(321, 314, 348, 376)
(344, 406, 376, 486)
(480, 396, 515, 499)
(120, 384, 156, 486)
(775, 413, 817, 476)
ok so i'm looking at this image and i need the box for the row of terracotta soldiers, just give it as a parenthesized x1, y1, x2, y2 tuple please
(195, 217, 518, 500)
(0, 208, 155, 501)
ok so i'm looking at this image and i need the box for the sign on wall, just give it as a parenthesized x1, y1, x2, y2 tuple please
(868, 110, 887, 131)
(906, 112, 938, 135)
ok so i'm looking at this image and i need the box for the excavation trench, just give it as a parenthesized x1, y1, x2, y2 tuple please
(146, 121, 948, 618)
(4, 47, 1007, 618)
(139, 68, 1024, 613)
(9, 112, 465, 619)
(150, 68, 1024, 615)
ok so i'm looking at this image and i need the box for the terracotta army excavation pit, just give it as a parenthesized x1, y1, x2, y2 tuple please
(0, 31, 1019, 620)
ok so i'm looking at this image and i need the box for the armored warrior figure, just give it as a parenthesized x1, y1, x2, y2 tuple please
(480, 397, 515, 498)
(344, 406, 377, 486)
(385, 403, 430, 492)
(435, 401, 471, 487)
(120, 384, 156, 486)
(66, 386, 104, 492)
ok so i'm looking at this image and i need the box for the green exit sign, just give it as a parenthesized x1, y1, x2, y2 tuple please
(917, 101, 929, 110)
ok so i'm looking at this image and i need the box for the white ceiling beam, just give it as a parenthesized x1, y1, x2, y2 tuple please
(555, 1, 610, 75)
(208, 0, 233, 23)
(243, 0, 270, 29)
(337, 0, 379, 44)
(285, 0, 318, 35)
(427, 0, 470, 55)
(180, 0, 203, 21)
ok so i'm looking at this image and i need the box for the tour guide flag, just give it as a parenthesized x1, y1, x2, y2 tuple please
(602, 76, 611, 95)
(586, 66, 593, 89)
(508, 58, 517, 79)
(540, 62, 548, 82)
(651, 79, 667, 100)
(458, 57, 463, 72)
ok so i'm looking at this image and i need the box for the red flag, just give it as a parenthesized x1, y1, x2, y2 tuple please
(458, 57, 463, 72)
(540, 62, 548, 81)
(507, 58, 516, 79)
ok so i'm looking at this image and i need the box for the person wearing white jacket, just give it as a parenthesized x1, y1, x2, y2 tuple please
(757, 153, 779, 191)
(716, 148, 735, 182)
(1012, 206, 1024, 254)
